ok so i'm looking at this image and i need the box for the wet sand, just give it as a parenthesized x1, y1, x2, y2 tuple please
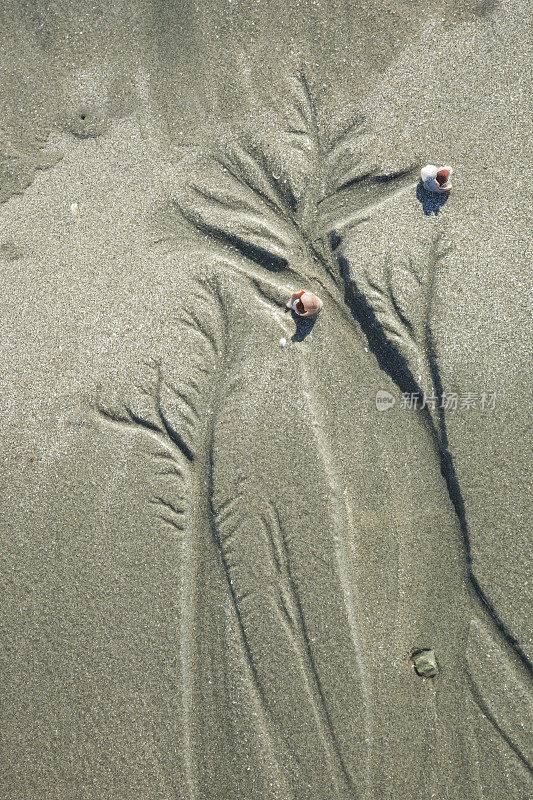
(1, 1, 531, 798)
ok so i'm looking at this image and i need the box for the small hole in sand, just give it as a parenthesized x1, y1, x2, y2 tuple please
(80, 114, 86, 120)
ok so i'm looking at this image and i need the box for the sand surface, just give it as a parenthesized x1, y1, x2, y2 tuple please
(1, 1, 532, 798)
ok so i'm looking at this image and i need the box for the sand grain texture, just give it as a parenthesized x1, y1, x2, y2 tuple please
(1, 1, 532, 799)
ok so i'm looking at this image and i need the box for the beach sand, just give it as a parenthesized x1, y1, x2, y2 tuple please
(1, 1, 531, 798)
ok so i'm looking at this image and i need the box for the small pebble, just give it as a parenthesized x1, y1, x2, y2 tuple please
(70, 202, 79, 218)
(412, 649, 438, 678)
(279, 337, 286, 348)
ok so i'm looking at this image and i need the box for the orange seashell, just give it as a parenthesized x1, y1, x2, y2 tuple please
(435, 168, 451, 188)
(420, 164, 453, 193)
(286, 289, 323, 318)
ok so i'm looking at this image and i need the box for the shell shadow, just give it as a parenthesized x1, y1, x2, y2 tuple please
(416, 182, 449, 216)
(287, 310, 316, 341)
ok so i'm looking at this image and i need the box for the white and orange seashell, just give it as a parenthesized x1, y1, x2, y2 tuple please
(286, 289, 323, 317)
(421, 164, 453, 194)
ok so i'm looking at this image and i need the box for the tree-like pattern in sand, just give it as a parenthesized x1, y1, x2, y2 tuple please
(96, 72, 532, 799)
